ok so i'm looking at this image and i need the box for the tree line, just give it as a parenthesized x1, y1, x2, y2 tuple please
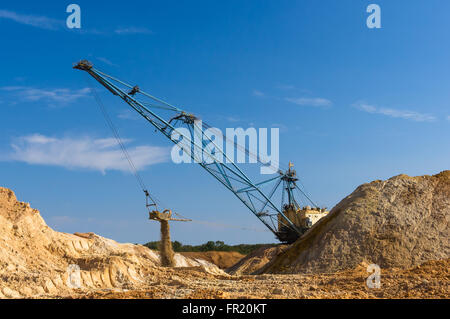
(143, 240, 277, 255)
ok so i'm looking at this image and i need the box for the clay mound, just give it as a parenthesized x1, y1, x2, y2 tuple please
(226, 245, 287, 275)
(0, 187, 223, 298)
(180, 251, 245, 269)
(262, 171, 450, 274)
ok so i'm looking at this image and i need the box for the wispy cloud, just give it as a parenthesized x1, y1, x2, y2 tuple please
(0, 9, 63, 30)
(225, 116, 241, 123)
(114, 27, 153, 35)
(252, 87, 331, 110)
(1, 86, 90, 105)
(4, 134, 169, 173)
(117, 109, 141, 120)
(96, 57, 118, 67)
(0, 9, 152, 36)
(252, 90, 265, 97)
(447, 115, 450, 122)
(285, 97, 332, 108)
(275, 85, 311, 94)
(271, 123, 288, 132)
(353, 101, 436, 122)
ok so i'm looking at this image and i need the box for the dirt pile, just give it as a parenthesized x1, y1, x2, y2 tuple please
(0, 187, 224, 298)
(180, 251, 245, 269)
(226, 245, 287, 275)
(261, 171, 450, 274)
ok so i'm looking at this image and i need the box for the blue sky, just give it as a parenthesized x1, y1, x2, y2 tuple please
(0, 1, 449, 245)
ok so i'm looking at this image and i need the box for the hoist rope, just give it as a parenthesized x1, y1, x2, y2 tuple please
(84, 74, 159, 208)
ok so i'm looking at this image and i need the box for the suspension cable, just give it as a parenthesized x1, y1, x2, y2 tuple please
(84, 74, 159, 208)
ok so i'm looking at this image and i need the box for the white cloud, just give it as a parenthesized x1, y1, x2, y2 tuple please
(0, 10, 151, 36)
(0, 9, 63, 30)
(96, 57, 117, 67)
(114, 27, 153, 35)
(1, 86, 90, 105)
(225, 116, 241, 123)
(6, 134, 169, 173)
(271, 123, 288, 132)
(285, 97, 332, 107)
(447, 115, 450, 122)
(117, 109, 140, 120)
(353, 101, 436, 122)
(252, 90, 265, 97)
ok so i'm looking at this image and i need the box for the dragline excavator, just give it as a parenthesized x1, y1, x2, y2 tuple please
(74, 60, 328, 243)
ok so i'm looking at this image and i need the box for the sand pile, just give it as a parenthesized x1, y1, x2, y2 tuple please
(180, 251, 245, 269)
(260, 171, 450, 274)
(0, 187, 224, 298)
(226, 245, 287, 275)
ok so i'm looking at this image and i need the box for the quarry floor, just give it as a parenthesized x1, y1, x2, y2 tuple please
(65, 259, 448, 299)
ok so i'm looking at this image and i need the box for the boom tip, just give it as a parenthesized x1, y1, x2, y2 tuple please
(73, 59, 93, 71)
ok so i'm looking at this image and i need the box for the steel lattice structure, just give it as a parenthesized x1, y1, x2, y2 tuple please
(74, 60, 315, 242)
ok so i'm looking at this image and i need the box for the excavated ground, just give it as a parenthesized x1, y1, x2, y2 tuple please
(0, 187, 224, 298)
(73, 258, 449, 299)
(226, 245, 288, 275)
(0, 171, 448, 299)
(180, 251, 245, 269)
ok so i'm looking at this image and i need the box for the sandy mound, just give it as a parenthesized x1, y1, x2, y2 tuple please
(262, 171, 450, 274)
(226, 245, 287, 275)
(180, 251, 245, 269)
(0, 187, 224, 298)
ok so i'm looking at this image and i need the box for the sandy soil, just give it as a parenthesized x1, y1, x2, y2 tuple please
(180, 251, 245, 269)
(0, 187, 225, 299)
(263, 171, 450, 274)
(72, 259, 449, 299)
(1, 171, 448, 299)
(226, 245, 287, 275)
